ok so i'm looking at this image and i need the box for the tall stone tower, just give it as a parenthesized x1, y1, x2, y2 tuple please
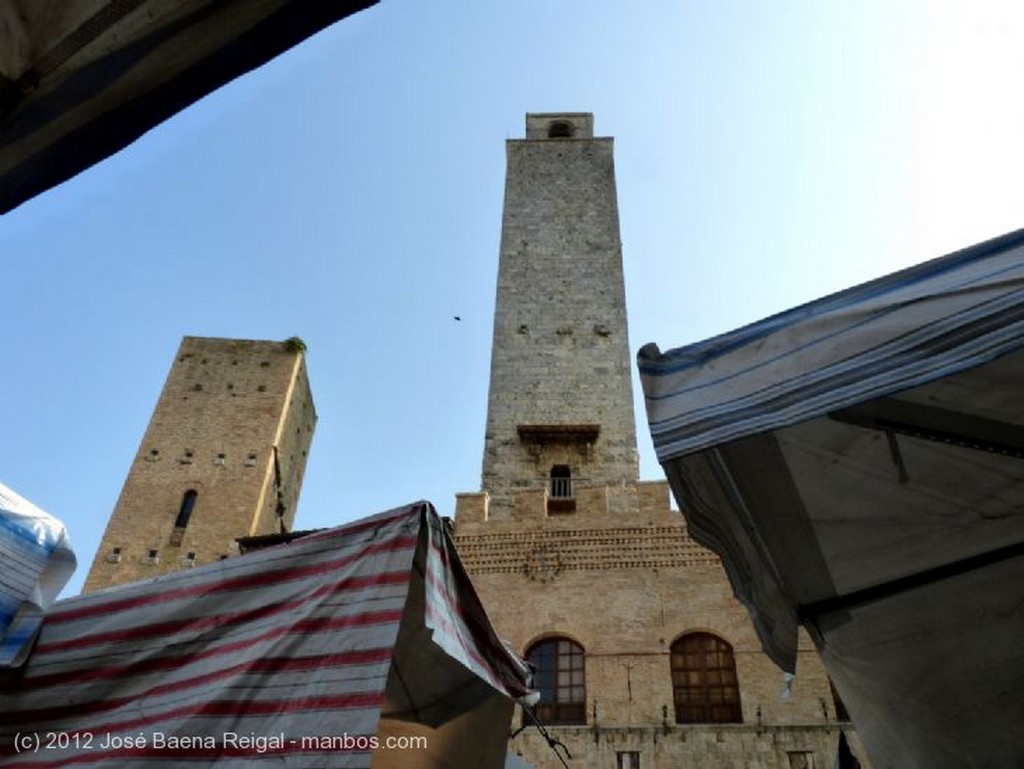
(454, 115, 865, 769)
(482, 112, 639, 518)
(83, 336, 316, 593)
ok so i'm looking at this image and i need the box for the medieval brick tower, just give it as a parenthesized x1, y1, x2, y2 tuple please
(454, 114, 867, 769)
(83, 336, 316, 593)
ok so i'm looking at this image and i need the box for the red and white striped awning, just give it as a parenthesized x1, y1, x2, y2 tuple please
(0, 502, 531, 768)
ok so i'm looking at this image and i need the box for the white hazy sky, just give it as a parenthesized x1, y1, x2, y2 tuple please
(4, 1, 1024, 597)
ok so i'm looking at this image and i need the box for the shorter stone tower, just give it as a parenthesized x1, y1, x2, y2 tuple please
(83, 336, 316, 593)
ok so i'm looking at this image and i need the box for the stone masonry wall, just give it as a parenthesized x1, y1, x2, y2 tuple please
(454, 480, 868, 769)
(482, 118, 638, 518)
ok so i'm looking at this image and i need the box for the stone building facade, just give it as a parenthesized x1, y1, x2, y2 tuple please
(83, 336, 316, 593)
(454, 114, 867, 769)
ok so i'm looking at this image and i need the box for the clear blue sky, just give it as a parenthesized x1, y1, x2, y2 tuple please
(4, 2, 1024, 597)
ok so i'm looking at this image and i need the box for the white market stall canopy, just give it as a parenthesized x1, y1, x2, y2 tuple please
(0, 482, 76, 668)
(639, 229, 1024, 769)
(0, 502, 532, 768)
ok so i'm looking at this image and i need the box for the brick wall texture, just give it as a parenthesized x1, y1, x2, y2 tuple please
(82, 336, 316, 593)
(454, 483, 868, 769)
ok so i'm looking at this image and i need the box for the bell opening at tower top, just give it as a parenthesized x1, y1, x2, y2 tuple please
(548, 121, 574, 139)
(525, 112, 595, 140)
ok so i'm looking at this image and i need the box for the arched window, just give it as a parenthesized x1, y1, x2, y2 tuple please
(525, 636, 586, 725)
(547, 120, 574, 138)
(670, 632, 742, 723)
(175, 489, 198, 529)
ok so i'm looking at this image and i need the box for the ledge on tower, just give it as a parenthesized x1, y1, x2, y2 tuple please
(517, 424, 600, 444)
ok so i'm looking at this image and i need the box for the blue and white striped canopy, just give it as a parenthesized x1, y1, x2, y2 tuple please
(639, 229, 1024, 769)
(640, 229, 1024, 461)
(0, 482, 76, 667)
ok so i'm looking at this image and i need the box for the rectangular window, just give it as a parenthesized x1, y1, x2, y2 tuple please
(616, 752, 640, 769)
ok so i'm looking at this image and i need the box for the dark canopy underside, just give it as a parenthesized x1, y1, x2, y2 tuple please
(640, 229, 1024, 769)
(0, 0, 376, 214)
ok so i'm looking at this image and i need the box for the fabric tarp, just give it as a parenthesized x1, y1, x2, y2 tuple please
(0, 502, 532, 768)
(638, 229, 1024, 768)
(0, 482, 76, 668)
(0, 0, 377, 214)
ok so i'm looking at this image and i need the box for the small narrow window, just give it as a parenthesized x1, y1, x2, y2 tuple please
(548, 465, 576, 513)
(145, 548, 160, 564)
(550, 465, 572, 499)
(175, 490, 198, 529)
(616, 752, 640, 769)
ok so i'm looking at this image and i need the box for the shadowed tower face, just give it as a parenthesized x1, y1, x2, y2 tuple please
(83, 337, 316, 593)
(482, 113, 639, 518)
